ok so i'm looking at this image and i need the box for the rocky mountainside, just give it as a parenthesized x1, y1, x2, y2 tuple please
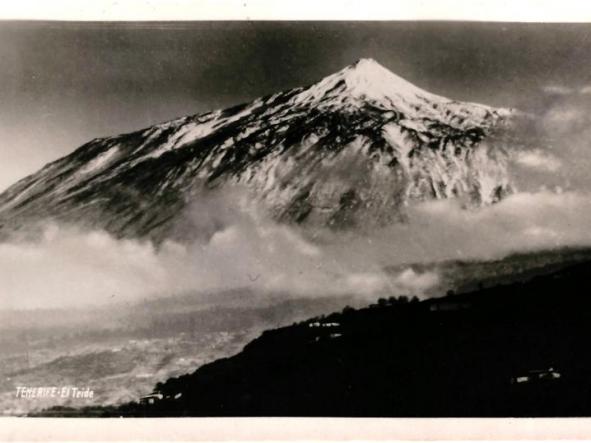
(0, 58, 514, 242)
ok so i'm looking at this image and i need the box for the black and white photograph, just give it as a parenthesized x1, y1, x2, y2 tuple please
(3, 0, 591, 438)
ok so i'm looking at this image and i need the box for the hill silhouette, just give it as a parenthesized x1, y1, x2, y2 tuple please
(40, 258, 591, 417)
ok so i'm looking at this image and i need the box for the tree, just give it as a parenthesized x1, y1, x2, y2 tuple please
(342, 305, 354, 314)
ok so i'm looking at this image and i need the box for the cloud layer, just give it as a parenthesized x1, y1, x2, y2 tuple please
(514, 149, 562, 172)
(0, 191, 436, 310)
(4, 186, 591, 310)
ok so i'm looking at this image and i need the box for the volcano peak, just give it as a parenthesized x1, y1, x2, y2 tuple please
(336, 57, 444, 104)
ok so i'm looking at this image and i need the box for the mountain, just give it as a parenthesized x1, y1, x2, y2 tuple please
(0, 58, 514, 242)
(49, 259, 591, 417)
(385, 247, 591, 297)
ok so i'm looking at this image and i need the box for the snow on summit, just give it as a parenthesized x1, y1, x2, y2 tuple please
(291, 58, 507, 126)
(329, 58, 444, 104)
(0, 59, 515, 242)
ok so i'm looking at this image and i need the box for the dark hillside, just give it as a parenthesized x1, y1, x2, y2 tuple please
(43, 259, 591, 417)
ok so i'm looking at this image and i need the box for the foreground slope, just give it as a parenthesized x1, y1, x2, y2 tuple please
(49, 258, 591, 417)
(0, 59, 512, 241)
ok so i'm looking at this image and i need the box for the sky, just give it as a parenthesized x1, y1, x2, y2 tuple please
(1, 21, 591, 192)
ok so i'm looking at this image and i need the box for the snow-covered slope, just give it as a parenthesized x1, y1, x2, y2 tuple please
(0, 58, 514, 242)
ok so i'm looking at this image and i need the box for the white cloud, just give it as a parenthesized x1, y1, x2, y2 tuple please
(542, 85, 574, 95)
(0, 191, 432, 310)
(543, 84, 591, 96)
(5, 186, 591, 310)
(514, 149, 562, 172)
(403, 191, 591, 260)
(320, 190, 591, 270)
(544, 106, 582, 123)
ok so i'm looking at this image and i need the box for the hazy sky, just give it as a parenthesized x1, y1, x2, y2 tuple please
(2, 21, 591, 191)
